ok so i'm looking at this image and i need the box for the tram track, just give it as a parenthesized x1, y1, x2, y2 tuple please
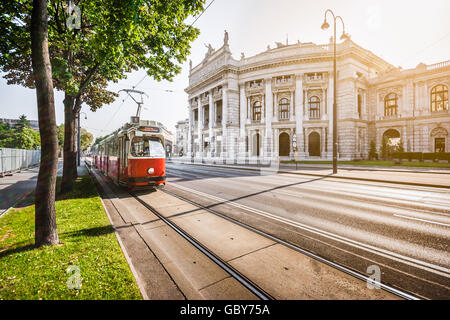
(88, 162, 420, 300)
(130, 191, 275, 300)
(156, 187, 420, 301)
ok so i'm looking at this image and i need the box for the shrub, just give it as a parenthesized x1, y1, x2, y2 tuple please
(409, 152, 423, 161)
(423, 153, 436, 161)
(436, 152, 450, 162)
(368, 140, 378, 160)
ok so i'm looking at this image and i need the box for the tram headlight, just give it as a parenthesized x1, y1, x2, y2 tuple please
(147, 168, 154, 174)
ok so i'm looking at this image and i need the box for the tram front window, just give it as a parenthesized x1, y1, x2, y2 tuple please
(130, 136, 165, 158)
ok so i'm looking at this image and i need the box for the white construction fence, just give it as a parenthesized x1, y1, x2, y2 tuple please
(0, 148, 41, 175)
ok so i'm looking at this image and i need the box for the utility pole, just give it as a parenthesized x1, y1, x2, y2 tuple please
(118, 89, 149, 119)
(321, 9, 349, 174)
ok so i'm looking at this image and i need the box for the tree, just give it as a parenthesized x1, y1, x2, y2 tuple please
(16, 114, 31, 131)
(0, 119, 40, 149)
(30, 0, 59, 246)
(93, 135, 107, 145)
(1, 0, 204, 193)
(57, 124, 64, 150)
(80, 128, 93, 151)
(368, 140, 377, 160)
(10, 127, 40, 149)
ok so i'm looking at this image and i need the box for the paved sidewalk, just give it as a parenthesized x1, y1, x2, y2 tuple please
(0, 162, 88, 216)
(0, 167, 39, 216)
(169, 159, 450, 189)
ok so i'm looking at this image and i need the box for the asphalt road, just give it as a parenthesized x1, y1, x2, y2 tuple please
(165, 162, 450, 299)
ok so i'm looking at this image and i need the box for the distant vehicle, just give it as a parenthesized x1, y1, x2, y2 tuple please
(91, 119, 166, 189)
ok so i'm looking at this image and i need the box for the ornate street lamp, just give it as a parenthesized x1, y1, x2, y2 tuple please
(321, 9, 349, 174)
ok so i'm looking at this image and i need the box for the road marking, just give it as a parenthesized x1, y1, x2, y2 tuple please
(170, 183, 450, 277)
(393, 214, 450, 227)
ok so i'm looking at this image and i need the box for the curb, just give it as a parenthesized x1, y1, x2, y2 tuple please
(169, 161, 450, 190)
(85, 163, 149, 300)
(0, 189, 34, 219)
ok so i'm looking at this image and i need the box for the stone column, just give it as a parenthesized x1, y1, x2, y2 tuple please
(239, 85, 247, 162)
(322, 127, 326, 156)
(327, 75, 334, 156)
(247, 97, 250, 120)
(295, 74, 304, 158)
(264, 79, 273, 161)
(188, 103, 193, 157)
(222, 86, 228, 160)
(290, 90, 294, 121)
(208, 90, 214, 158)
(197, 97, 202, 158)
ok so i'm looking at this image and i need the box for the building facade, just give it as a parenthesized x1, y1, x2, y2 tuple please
(174, 119, 189, 156)
(0, 118, 40, 131)
(183, 31, 450, 162)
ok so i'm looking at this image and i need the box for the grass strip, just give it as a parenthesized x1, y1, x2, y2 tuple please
(0, 176, 142, 300)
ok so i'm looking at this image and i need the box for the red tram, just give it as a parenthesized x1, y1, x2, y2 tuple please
(92, 119, 166, 189)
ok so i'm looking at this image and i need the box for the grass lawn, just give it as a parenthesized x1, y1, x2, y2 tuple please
(0, 176, 142, 300)
(281, 160, 450, 168)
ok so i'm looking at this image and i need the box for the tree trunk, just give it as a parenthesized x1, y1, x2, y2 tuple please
(61, 93, 76, 193)
(31, 0, 59, 246)
(73, 111, 79, 178)
(73, 97, 83, 176)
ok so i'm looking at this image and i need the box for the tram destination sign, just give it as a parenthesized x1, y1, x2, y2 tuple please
(138, 126, 161, 133)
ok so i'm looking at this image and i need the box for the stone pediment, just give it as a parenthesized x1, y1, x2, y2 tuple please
(189, 46, 233, 88)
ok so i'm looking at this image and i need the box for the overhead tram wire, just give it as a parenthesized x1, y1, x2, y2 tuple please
(100, 95, 130, 134)
(190, 0, 216, 27)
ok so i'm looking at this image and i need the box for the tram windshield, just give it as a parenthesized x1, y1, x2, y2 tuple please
(130, 136, 165, 158)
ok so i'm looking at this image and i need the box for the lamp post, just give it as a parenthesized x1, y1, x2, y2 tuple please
(321, 9, 349, 174)
(77, 112, 87, 166)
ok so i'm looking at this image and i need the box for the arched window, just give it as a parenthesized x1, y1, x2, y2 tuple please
(431, 85, 448, 112)
(384, 93, 398, 117)
(309, 96, 320, 119)
(279, 98, 290, 120)
(253, 101, 262, 121)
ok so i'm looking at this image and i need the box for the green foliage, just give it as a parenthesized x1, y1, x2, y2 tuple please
(368, 140, 377, 160)
(0, 116, 40, 149)
(94, 135, 108, 145)
(0, 0, 205, 112)
(0, 176, 141, 300)
(57, 124, 65, 149)
(80, 128, 94, 150)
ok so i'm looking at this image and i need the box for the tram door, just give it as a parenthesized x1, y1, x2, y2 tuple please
(118, 137, 124, 181)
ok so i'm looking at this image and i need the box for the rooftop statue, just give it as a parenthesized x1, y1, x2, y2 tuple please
(204, 43, 215, 58)
(224, 30, 229, 46)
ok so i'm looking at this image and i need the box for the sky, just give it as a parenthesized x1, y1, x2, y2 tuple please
(1, 0, 449, 138)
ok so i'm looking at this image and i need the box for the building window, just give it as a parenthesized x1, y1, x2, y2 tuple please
(435, 138, 445, 153)
(194, 109, 198, 121)
(431, 85, 449, 112)
(279, 98, 290, 120)
(309, 96, 320, 119)
(384, 93, 398, 117)
(216, 101, 222, 124)
(253, 101, 262, 121)
(357, 94, 362, 119)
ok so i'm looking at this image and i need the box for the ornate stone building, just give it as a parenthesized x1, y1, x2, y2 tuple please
(174, 119, 189, 156)
(182, 31, 450, 162)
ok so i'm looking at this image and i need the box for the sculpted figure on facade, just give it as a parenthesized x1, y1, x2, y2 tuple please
(224, 30, 229, 46)
(204, 43, 215, 59)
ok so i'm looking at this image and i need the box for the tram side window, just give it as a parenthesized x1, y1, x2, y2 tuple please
(130, 136, 165, 158)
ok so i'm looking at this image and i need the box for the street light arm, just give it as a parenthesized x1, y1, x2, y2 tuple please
(335, 16, 348, 39)
(324, 8, 336, 21)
